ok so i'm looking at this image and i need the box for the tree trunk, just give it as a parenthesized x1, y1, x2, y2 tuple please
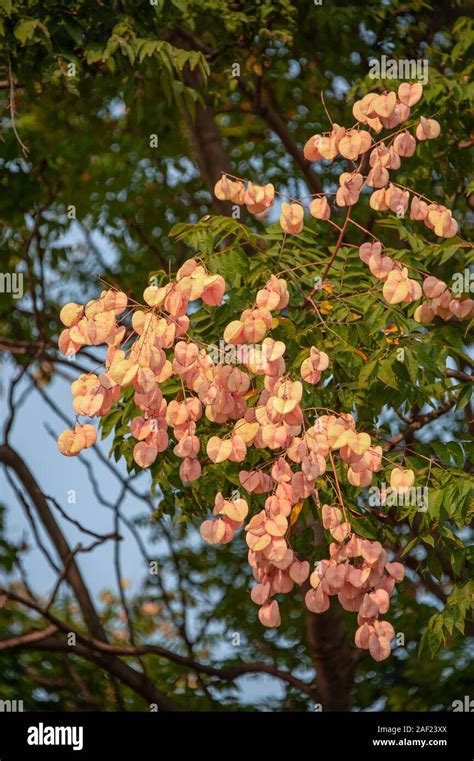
(305, 598, 356, 711)
(172, 37, 233, 214)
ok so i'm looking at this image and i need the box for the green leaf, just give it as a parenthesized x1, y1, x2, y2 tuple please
(138, 39, 159, 63)
(377, 358, 398, 389)
(405, 348, 420, 385)
(0, 0, 12, 16)
(421, 534, 435, 548)
(14, 19, 40, 43)
(99, 409, 122, 440)
(450, 548, 466, 577)
(428, 489, 444, 520)
(358, 358, 377, 389)
(63, 20, 84, 45)
(84, 43, 104, 64)
(402, 537, 419, 556)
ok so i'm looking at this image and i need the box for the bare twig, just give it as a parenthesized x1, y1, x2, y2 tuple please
(7, 52, 29, 157)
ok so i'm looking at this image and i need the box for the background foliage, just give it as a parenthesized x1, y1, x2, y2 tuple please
(0, 0, 472, 711)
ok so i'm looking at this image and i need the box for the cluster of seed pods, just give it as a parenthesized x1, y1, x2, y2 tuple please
(303, 83, 457, 234)
(306, 513, 405, 661)
(246, 487, 310, 629)
(200, 492, 249, 545)
(214, 82, 454, 236)
(358, 241, 422, 306)
(357, 243, 473, 317)
(58, 258, 408, 659)
(58, 259, 224, 464)
(196, 266, 407, 659)
(58, 423, 97, 456)
(61, 83, 471, 658)
(214, 81, 473, 319)
(414, 276, 474, 322)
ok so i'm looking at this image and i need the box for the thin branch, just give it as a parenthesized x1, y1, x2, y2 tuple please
(3, 360, 37, 442)
(387, 398, 459, 449)
(446, 368, 473, 383)
(4, 468, 61, 574)
(0, 624, 58, 651)
(45, 493, 121, 543)
(2, 589, 315, 697)
(0, 442, 177, 711)
(7, 52, 29, 157)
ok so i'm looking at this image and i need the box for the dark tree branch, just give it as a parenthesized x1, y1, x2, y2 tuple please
(0, 624, 58, 651)
(387, 398, 459, 449)
(0, 443, 177, 711)
(446, 368, 473, 383)
(237, 79, 323, 194)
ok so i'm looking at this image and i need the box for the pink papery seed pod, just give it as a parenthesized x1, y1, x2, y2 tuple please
(393, 131, 416, 158)
(309, 196, 331, 220)
(258, 600, 281, 627)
